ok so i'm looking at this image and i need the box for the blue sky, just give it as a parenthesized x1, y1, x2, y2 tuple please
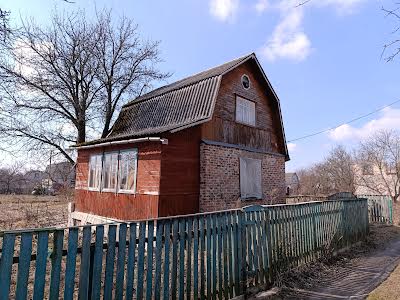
(2, 0, 400, 171)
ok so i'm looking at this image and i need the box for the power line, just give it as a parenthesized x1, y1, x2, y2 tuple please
(287, 99, 400, 143)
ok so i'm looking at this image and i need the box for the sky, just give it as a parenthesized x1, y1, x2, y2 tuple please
(1, 0, 400, 171)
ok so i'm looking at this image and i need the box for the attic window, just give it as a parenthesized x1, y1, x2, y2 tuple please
(241, 74, 250, 89)
(236, 96, 256, 126)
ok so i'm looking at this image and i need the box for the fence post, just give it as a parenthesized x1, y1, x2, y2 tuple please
(389, 197, 393, 225)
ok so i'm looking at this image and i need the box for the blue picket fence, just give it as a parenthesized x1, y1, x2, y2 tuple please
(0, 199, 368, 299)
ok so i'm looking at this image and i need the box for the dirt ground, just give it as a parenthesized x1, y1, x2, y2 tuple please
(0, 194, 70, 231)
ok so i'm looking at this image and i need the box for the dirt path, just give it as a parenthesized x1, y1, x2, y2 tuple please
(248, 225, 400, 299)
(278, 238, 400, 299)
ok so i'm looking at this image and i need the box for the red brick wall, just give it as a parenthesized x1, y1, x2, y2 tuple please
(199, 143, 285, 212)
(74, 142, 161, 220)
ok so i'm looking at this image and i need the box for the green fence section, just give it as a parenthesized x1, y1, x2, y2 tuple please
(358, 195, 393, 224)
(0, 199, 368, 300)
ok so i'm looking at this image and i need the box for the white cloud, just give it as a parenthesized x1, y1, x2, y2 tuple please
(255, 0, 269, 13)
(209, 0, 239, 22)
(287, 142, 297, 152)
(260, 8, 312, 62)
(328, 107, 400, 141)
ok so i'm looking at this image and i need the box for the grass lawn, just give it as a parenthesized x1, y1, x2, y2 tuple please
(368, 262, 400, 300)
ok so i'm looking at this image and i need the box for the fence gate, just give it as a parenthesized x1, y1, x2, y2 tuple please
(358, 195, 393, 224)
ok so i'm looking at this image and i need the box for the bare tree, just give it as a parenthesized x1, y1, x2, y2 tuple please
(355, 130, 400, 201)
(297, 146, 355, 195)
(0, 9, 168, 164)
(382, 3, 400, 61)
(0, 162, 26, 194)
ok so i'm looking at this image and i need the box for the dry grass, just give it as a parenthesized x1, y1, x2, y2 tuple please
(368, 264, 400, 300)
(0, 194, 69, 231)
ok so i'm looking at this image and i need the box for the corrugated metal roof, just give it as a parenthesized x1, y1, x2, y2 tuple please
(108, 76, 221, 141)
(75, 53, 289, 161)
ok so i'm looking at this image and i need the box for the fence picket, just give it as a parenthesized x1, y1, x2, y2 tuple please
(64, 228, 78, 300)
(146, 221, 154, 300)
(0, 233, 15, 300)
(104, 225, 117, 300)
(15, 232, 33, 300)
(116, 223, 128, 300)
(49, 229, 64, 300)
(79, 226, 91, 300)
(33, 231, 48, 300)
(91, 225, 104, 300)
(125, 223, 137, 300)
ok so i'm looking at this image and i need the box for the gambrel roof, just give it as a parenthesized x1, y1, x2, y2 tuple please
(77, 53, 289, 159)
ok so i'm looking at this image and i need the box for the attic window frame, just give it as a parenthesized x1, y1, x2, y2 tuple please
(235, 95, 256, 127)
(241, 74, 251, 90)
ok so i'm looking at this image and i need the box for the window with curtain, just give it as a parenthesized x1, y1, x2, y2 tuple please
(119, 150, 138, 192)
(236, 96, 256, 126)
(87, 149, 138, 193)
(88, 154, 102, 190)
(102, 152, 119, 191)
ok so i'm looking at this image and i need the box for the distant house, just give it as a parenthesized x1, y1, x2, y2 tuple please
(71, 53, 289, 224)
(285, 172, 299, 196)
(354, 163, 397, 197)
(44, 161, 76, 192)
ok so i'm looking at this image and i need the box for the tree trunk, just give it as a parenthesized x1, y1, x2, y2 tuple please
(77, 118, 86, 144)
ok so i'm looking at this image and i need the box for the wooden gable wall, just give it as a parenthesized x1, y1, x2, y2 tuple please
(201, 59, 284, 155)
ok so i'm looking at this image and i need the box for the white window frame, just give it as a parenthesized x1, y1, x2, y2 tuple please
(101, 151, 119, 192)
(236, 96, 256, 126)
(118, 149, 138, 194)
(87, 148, 138, 194)
(88, 153, 103, 191)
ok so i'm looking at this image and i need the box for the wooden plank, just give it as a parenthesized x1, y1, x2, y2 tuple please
(79, 226, 92, 300)
(0, 233, 15, 300)
(179, 219, 186, 300)
(212, 214, 217, 300)
(136, 222, 146, 300)
(193, 217, 199, 300)
(125, 223, 137, 300)
(186, 218, 193, 300)
(171, 219, 179, 300)
(116, 223, 128, 300)
(33, 231, 48, 300)
(226, 212, 234, 299)
(163, 221, 171, 300)
(49, 229, 64, 300)
(15, 232, 33, 300)
(200, 216, 206, 300)
(206, 214, 212, 299)
(154, 221, 164, 300)
(222, 212, 229, 300)
(232, 211, 239, 296)
(104, 225, 117, 300)
(91, 225, 104, 300)
(146, 221, 155, 300)
(217, 214, 223, 300)
(64, 228, 79, 300)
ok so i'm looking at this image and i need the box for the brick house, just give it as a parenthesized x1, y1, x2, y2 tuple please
(70, 53, 289, 223)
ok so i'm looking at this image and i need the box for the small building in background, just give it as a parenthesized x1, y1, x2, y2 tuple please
(71, 53, 289, 224)
(285, 172, 299, 196)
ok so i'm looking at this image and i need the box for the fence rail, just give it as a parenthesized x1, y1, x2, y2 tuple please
(0, 199, 368, 300)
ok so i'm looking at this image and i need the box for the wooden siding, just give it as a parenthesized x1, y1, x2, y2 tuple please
(74, 142, 162, 220)
(201, 60, 283, 155)
(158, 127, 201, 217)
